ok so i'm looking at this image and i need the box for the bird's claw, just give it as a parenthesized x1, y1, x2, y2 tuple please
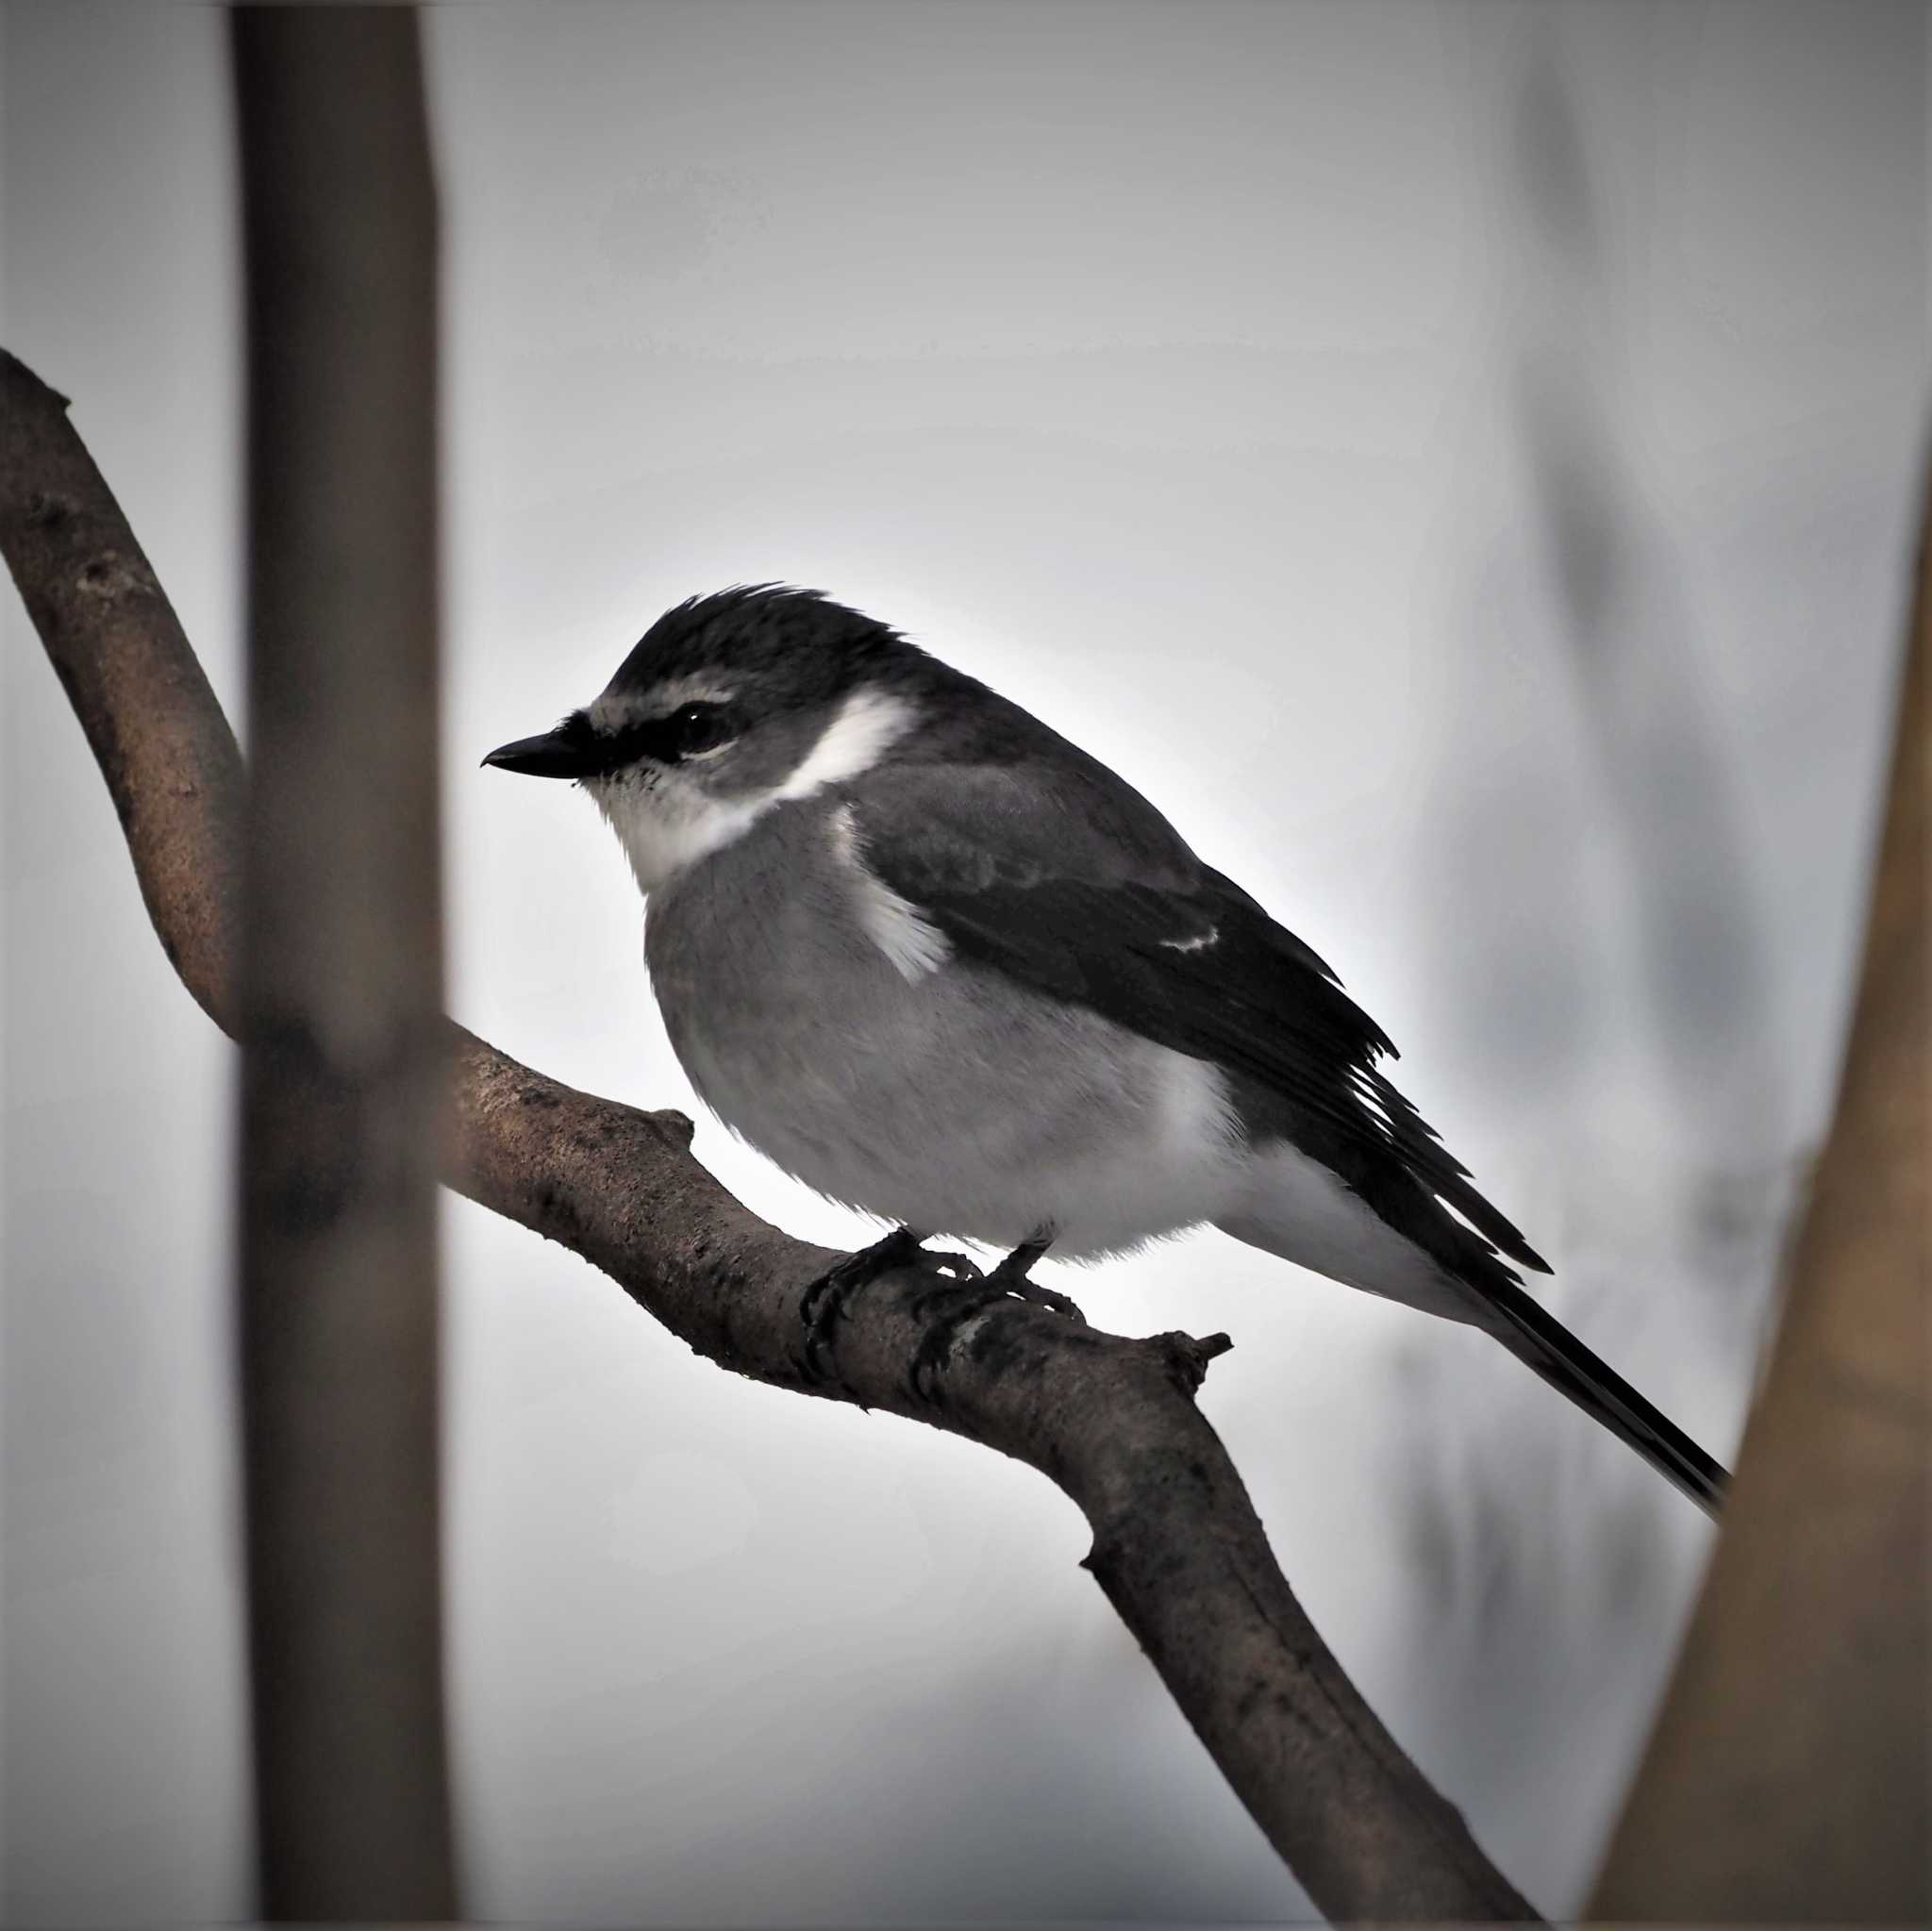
(799, 1226, 925, 1381)
(988, 1268, 1083, 1322)
(801, 1228, 1079, 1400)
(984, 1236, 1083, 1323)
(908, 1236, 1081, 1404)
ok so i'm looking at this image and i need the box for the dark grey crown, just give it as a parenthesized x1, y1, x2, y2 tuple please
(606, 584, 933, 710)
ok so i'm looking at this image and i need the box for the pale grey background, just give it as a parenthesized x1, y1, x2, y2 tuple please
(2, 1, 1924, 1922)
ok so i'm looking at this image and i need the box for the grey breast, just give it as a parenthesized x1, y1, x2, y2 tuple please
(644, 796, 905, 1162)
(641, 793, 1230, 1249)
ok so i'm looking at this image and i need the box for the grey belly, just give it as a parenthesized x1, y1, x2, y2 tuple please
(643, 820, 1244, 1257)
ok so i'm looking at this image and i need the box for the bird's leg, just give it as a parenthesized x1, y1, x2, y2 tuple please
(799, 1225, 932, 1381)
(984, 1229, 1082, 1321)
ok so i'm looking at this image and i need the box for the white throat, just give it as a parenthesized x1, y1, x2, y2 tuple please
(591, 686, 917, 896)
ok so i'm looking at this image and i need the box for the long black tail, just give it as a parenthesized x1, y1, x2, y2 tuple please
(1481, 1276, 1730, 1515)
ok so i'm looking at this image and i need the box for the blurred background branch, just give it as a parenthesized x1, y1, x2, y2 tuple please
(1512, 39, 1779, 1159)
(228, 9, 456, 1919)
(1590, 468, 1928, 1922)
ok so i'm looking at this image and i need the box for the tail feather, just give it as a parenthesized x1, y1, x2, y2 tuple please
(1218, 1140, 1731, 1513)
(1479, 1275, 1729, 1517)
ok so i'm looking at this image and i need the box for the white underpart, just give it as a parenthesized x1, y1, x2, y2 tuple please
(1216, 1143, 1480, 1323)
(591, 777, 767, 897)
(1029, 1050, 1245, 1258)
(828, 806, 951, 982)
(591, 686, 918, 897)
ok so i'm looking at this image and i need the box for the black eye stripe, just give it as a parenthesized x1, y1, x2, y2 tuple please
(603, 701, 735, 768)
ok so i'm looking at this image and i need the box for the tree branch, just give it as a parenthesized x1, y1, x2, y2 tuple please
(0, 345, 1538, 1923)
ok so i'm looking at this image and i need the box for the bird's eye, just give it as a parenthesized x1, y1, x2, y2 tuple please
(665, 703, 730, 757)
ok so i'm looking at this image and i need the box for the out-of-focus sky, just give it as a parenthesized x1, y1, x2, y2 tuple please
(2, 1, 1923, 1921)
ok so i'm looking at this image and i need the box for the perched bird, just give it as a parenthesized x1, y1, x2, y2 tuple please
(487, 585, 1727, 1513)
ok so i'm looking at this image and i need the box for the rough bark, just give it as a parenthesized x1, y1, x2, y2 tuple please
(1589, 478, 1930, 1920)
(228, 9, 457, 1920)
(0, 343, 1538, 1922)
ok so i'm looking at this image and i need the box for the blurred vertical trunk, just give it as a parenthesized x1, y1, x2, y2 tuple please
(231, 8, 457, 1918)
(1590, 487, 1930, 1920)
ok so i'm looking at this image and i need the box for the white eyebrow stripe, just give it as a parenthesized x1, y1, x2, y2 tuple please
(588, 675, 736, 728)
(777, 688, 919, 799)
(829, 804, 951, 982)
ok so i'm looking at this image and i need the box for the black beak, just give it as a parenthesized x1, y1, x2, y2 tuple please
(481, 724, 602, 779)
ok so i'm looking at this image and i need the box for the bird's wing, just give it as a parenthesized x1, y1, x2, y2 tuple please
(846, 759, 1550, 1281)
(847, 757, 1738, 1516)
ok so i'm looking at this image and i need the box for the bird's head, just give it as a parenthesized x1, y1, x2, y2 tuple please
(484, 585, 931, 894)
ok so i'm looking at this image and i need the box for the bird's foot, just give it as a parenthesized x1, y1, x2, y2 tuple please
(984, 1235, 1083, 1322)
(908, 1233, 1080, 1405)
(799, 1226, 929, 1381)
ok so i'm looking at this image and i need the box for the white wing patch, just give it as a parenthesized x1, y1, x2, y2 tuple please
(829, 805, 952, 983)
(1161, 924, 1219, 954)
